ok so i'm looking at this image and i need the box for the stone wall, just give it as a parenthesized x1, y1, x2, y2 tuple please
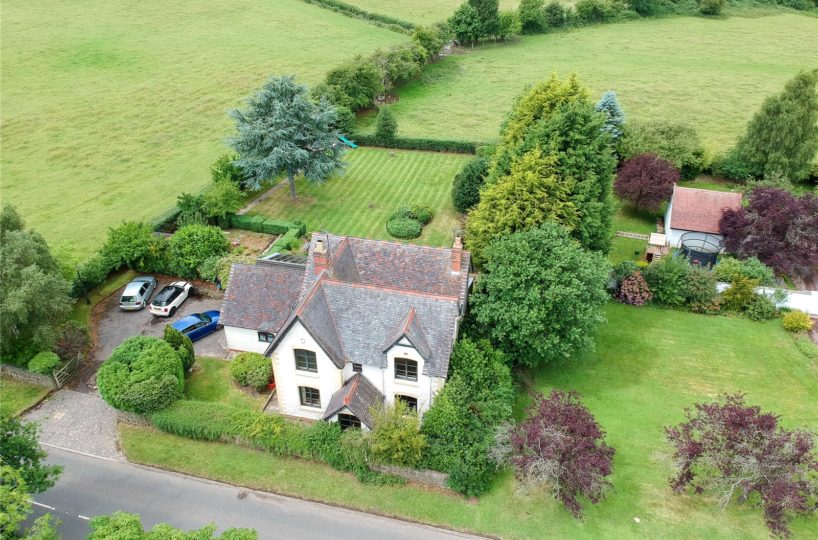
(371, 463, 450, 489)
(116, 410, 151, 426)
(0, 363, 56, 389)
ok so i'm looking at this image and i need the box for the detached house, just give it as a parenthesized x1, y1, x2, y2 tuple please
(220, 233, 472, 429)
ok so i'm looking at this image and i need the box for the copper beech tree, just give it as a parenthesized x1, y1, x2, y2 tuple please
(614, 153, 679, 212)
(665, 394, 818, 537)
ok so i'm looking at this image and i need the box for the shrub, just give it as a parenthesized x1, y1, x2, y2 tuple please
(745, 295, 779, 322)
(685, 265, 720, 314)
(168, 224, 229, 279)
(543, 1, 567, 28)
(228, 215, 306, 236)
(618, 120, 707, 180)
(574, 0, 612, 24)
(518, 0, 545, 33)
(53, 321, 89, 361)
(698, 0, 724, 15)
(611, 260, 639, 284)
(794, 336, 818, 359)
(230, 352, 272, 391)
(782, 310, 814, 333)
(0, 341, 39, 368)
(386, 217, 422, 239)
(203, 180, 244, 222)
(163, 325, 195, 373)
(369, 400, 426, 468)
(497, 10, 522, 40)
(374, 107, 398, 140)
(713, 256, 776, 286)
(100, 221, 164, 273)
(324, 56, 384, 110)
(211, 152, 249, 189)
(175, 193, 208, 228)
(27, 352, 61, 374)
(616, 271, 652, 306)
(96, 336, 184, 415)
(452, 156, 489, 213)
(643, 256, 692, 308)
(721, 276, 759, 313)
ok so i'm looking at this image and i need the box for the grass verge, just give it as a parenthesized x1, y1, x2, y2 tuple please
(120, 304, 818, 539)
(0, 377, 51, 418)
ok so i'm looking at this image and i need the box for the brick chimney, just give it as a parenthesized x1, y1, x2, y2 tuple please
(451, 235, 463, 274)
(314, 236, 328, 275)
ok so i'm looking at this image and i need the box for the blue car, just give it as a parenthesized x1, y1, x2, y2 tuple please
(170, 310, 221, 342)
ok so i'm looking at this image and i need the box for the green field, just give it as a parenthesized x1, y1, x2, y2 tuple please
(249, 147, 472, 247)
(0, 377, 50, 418)
(0, 0, 403, 258)
(344, 0, 520, 25)
(120, 304, 818, 539)
(375, 13, 818, 152)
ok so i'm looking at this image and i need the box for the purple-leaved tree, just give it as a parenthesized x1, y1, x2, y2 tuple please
(497, 390, 615, 517)
(665, 394, 818, 537)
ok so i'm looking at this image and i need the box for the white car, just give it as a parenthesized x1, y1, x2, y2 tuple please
(149, 281, 192, 317)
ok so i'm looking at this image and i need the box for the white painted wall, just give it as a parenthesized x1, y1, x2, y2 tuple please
(224, 326, 270, 354)
(716, 282, 818, 316)
(324, 406, 371, 432)
(270, 321, 344, 421)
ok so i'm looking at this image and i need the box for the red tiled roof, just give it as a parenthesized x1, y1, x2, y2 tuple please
(669, 186, 742, 234)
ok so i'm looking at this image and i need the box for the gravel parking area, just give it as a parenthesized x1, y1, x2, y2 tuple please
(24, 389, 122, 460)
(70, 277, 227, 393)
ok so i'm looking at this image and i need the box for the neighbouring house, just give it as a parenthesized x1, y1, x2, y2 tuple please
(664, 185, 743, 249)
(220, 233, 472, 429)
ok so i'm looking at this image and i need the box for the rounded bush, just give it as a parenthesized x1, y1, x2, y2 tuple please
(782, 311, 814, 333)
(168, 224, 229, 279)
(96, 336, 184, 415)
(407, 204, 433, 226)
(28, 352, 61, 375)
(745, 295, 778, 322)
(386, 217, 422, 239)
(230, 352, 272, 391)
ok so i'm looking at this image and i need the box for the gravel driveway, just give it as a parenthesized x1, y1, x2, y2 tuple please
(70, 277, 228, 393)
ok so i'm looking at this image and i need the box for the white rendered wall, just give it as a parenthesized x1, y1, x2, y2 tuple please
(224, 326, 270, 354)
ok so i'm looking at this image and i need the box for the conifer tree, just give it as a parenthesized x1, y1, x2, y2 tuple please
(732, 70, 818, 181)
(594, 90, 625, 141)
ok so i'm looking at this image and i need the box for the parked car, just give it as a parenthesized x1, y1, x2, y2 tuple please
(149, 281, 192, 317)
(119, 276, 158, 311)
(170, 310, 221, 342)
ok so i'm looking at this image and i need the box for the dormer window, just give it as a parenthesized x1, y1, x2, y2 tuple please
(395, 358, 417, 382)
(295, 349, 317, 373)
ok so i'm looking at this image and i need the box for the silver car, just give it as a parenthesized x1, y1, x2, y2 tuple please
(119, 276, 158, 311)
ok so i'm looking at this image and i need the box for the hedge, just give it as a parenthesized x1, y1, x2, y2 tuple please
(228, 214, 306, 237)
(301, 0, 414, 32)
(351, 134, 477, 154)
(27, 351, 61, 375)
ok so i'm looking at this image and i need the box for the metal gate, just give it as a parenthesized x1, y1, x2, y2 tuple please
(53, 354, 82, 389)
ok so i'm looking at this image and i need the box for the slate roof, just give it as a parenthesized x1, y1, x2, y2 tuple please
(322, 373, 384, 429)
(669, 186, 742, 234)
(219, 263, 304, 332)
(259, 233, 471, 378)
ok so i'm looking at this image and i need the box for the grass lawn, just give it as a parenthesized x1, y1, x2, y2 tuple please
(0, 377, 51, 418)
(69, 269, 136, 327)
(119, 304, 818, 539)
(0, 0, 403, 259)
(377, 13, 818, 152)
(343, 0, 520, 25)
(249, 147, 472, 247)
(186, 357, 268, 410)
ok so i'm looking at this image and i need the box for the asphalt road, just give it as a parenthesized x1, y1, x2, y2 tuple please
(26, 447, 483, 540)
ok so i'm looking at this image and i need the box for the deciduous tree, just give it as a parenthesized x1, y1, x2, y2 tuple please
(618, 119, 706, 180)
(0, 417, 62, 494)
(229, 76, 346, 198)
(0, 205, 72, 354)
(469, 0, 500, 37)
(720, 188, 818, 276)
(470, 224, 610, 367)
(88, 512, 257, 539)
(666, 394, 818, 537)
(732, 70, 818, 182)
(518, 0, 545, 33)
(495, 390, 615, 517)
(614, 153, 679, 212)
(448, 3, 483, 46)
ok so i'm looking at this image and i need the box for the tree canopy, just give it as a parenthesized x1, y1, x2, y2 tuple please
(229, 75, 346, 198)
(720, 188, 818, 276)
(469, 224, 610, 367)
(594, 90, 625, 141)
(0, 417, 62, 494)
(0, 205, 72, 355)
(88, 512, 257, 539)
(732, 69, 818, 182)
(448, 3, 483, 45)
(614, 153, 679, 212)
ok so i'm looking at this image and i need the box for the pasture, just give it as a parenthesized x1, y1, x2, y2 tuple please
(121, 304, 818, 539)
(374, 13, 818, 151)
(345, 0, 521, 25)
(249, 147, 472, 247)
(0, 0, 403, 258)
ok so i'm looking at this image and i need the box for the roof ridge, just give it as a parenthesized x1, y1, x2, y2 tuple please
(321, 278, 460, 302)
(343, 374, 359, 406)
(316, 232, 468, 255)
(317, 281, 348, 360)
(675, 185, 741, 196)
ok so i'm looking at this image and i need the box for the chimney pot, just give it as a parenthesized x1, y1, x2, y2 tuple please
(314, 237, 328, 275)
(451, 235, 463, 274)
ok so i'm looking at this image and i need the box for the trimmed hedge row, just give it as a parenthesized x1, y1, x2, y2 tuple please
(227, 214, 306, 236)
(302, 0, 415, 32)
(351, 134, 477, 154)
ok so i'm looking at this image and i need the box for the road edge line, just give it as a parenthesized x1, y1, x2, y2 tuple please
(39, 442, 121, 463)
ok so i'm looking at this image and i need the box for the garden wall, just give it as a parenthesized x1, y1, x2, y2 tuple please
(716, 282, 818, 316)
(0, 363, 56, 390)
(370, 463, 450, 489)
